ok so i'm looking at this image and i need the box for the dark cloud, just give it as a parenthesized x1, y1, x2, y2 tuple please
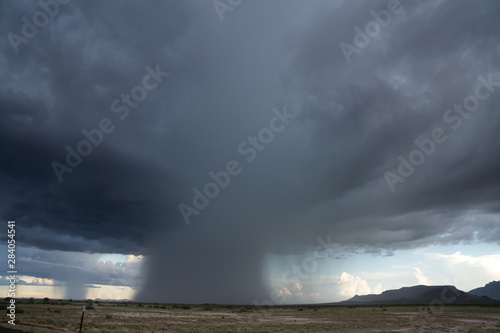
(1, 0, 499, 304)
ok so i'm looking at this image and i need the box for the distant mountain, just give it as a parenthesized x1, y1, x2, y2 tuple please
(93, 298, 132, 302)
(469, 281, 500, 300)
(333, 285, 500, 305)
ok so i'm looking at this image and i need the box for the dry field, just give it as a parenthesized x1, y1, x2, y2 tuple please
(2, 299, 500, 332)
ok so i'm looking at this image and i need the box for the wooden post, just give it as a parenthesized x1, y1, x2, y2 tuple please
(79, 305, 86, 333)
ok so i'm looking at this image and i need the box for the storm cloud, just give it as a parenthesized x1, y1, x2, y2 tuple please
(1, 0, 499, 304)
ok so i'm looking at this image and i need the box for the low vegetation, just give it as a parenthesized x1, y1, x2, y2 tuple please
(1, 298, 500, 332)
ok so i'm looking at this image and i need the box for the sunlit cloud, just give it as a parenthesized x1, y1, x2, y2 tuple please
(337, 272, 372, 298)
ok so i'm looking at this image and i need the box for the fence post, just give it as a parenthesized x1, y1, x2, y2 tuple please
(79, 305, 86, 333)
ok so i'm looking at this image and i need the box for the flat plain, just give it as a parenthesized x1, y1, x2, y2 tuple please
(2, 300, 500, 332)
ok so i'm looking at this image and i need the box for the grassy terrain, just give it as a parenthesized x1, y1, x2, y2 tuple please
(2, 299, 500, 332)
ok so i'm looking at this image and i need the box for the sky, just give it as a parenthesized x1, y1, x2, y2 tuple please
(0, 0, 499, 304)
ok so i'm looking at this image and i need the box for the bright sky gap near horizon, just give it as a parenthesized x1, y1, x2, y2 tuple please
(0, 0, 499, 304)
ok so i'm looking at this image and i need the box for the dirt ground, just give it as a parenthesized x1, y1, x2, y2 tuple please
(2, 300, 500, 332)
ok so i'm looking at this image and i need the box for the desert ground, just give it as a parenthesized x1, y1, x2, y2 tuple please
(1, 299, 500, 332)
